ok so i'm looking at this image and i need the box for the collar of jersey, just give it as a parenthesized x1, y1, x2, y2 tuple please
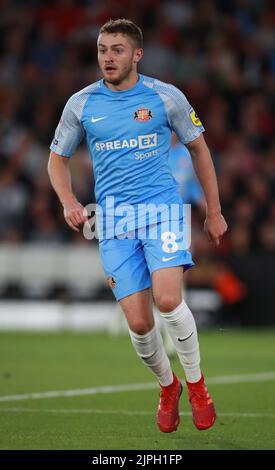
(100, 74, 144, 95)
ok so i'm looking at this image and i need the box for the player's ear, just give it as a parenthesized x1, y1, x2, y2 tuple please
(133, 48, 143, 64)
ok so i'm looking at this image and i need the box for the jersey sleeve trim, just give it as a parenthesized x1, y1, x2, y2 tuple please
(152, 79, 205, 144)
(50, 82, 100, 157)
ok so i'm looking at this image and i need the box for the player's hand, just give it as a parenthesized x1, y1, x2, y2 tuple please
(63, 198, 88, 232)
(204, 212, 228, 247)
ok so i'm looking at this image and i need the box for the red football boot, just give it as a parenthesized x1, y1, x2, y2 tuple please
(186, 373, 216, 430)
(157, 373, 183, 433)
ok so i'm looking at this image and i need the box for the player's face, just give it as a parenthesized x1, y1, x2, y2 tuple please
(97, 33, 142, 86)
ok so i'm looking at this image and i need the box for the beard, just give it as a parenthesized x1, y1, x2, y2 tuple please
(102, 61, 133, 86)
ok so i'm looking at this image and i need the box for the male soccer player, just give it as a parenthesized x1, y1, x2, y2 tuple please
(48, 19, 227, 433)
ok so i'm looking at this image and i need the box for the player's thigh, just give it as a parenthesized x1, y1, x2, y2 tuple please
(141, 221, 194, 278)
(98, 237, 151, 303)
(141, 223, 194, 312)
(119, 288, 155, 334)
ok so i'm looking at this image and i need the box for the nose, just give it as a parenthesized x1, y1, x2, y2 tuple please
(104, 51, 114, 62)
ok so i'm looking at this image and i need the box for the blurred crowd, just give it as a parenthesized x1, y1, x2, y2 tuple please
(0, 0, 275, 258)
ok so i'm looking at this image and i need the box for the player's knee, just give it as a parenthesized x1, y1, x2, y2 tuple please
(155, 295, 181, 313)
(129, 320, 154, 335)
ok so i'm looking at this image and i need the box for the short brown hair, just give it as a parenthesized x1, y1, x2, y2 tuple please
(99, 19, 143, 49)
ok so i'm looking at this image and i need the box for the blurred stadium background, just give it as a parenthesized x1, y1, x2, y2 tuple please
(1, 0, 275, 327)
(0, 0, 274, 450)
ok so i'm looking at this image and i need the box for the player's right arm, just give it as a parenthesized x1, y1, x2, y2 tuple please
(48, 152, 87, 232)
(48, 93, 87, 232)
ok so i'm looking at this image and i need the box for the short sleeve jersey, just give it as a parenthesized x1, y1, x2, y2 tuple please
(50, 74, 204, 234)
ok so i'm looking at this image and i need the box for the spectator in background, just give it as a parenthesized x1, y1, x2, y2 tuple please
(0, 162, 28, 240)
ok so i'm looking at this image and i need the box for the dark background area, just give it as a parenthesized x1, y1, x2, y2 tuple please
(0, 0, 274, 325)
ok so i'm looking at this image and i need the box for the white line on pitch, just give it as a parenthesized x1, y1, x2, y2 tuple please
(0, 371, 274, 403)
(0, 408, 274, 418)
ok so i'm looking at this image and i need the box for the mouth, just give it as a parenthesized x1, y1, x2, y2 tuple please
(104, 65, 117, 72)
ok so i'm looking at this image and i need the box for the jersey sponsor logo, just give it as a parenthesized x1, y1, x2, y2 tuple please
(190, 109, 202, 126)
(91, 116, 107, 123)
(138, 133, 157, 149)
(134, 107, 153, 121)
(134, 149, 159, 160)
(95, 133, 157, 151)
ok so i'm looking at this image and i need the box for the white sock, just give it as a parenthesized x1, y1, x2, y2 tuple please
(160, 300, 201, 383)
(128, 325, 174, 386)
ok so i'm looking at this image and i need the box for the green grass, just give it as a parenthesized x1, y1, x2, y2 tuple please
(0, 329, 274, 450)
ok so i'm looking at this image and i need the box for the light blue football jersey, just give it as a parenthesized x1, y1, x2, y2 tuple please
(50, 74, 204, 236)
(168, 142, 203, 204)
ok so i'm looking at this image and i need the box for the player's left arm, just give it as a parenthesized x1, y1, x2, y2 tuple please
(186, 134, 228, 246)
(161, 82, 227, 245)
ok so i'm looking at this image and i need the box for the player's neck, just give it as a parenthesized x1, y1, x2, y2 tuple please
(104, 71, 139, 92)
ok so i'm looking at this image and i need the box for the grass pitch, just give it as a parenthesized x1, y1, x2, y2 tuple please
(0, 329, 274, 450)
